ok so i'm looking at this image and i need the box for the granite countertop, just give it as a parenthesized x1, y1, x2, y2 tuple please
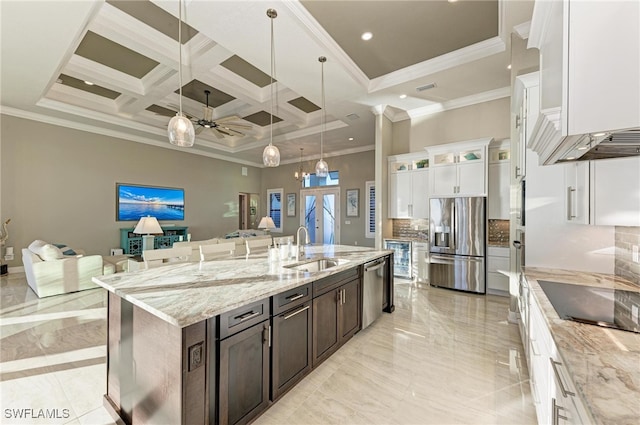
(523, 267, 640, 425)
(93, 245, 390, 329)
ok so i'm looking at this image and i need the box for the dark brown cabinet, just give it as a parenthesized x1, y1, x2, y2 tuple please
(217, 299, 271, 425)
(271, 299, 312, 401)
(312, 268, 362, 367)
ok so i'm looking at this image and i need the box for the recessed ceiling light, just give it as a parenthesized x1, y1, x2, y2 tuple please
(84, 80, 95, 86)
(348, 137, 354, 141)
(361, 32, 373, 41)
(448, 0, 458, 3)
(566, 157, 576, 160)
(399, 94, 407, 99)
(507, 64, 512, 70)
(593, 132, 606, 137)
(577, 146, 588, 150)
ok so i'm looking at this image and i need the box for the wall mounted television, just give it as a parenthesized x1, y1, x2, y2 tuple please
(116, 183, 184, 221)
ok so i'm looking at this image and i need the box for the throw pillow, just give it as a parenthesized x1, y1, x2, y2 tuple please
(53, 244, 77, 256)
(28, 240, 63, 261)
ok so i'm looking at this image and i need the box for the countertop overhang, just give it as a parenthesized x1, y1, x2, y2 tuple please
(524, 266, 640, 425)
(93, 245, 391, 328)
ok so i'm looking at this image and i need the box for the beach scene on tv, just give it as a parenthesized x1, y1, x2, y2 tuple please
(118, 184, 184, 221)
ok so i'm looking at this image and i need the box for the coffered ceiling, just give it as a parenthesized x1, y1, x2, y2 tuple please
(0, 0, 534, 167)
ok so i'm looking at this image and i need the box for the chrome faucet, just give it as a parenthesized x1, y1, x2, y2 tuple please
(296, 225, 310, 256)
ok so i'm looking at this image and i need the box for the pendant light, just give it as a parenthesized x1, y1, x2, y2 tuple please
(315, 56, 329, 177)
(167, 0, 195, 147)
(294, 147, 309, 181)
(262, 8, 280, 167)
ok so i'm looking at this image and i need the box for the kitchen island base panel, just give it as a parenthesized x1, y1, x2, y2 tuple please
(106, 293, 207, 425)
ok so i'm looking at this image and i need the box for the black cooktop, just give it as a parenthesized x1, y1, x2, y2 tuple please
(538, 280, 640, 334)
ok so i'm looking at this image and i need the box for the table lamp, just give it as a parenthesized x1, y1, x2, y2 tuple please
(258, 216, 276, 234)
(133, 216, 163, 251)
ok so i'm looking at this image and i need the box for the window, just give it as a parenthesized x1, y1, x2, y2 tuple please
(365, 181, 375, 238)
(302, 171, 339, 188)
(266, 188, 283, 233)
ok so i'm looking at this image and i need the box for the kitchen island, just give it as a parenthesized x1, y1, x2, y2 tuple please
(522, 267, 640, 425)
(92, 245, 393, 425)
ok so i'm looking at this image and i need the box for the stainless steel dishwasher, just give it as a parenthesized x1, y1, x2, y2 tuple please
(362, 258, 387, 329)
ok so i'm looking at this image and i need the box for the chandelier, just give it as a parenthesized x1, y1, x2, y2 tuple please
(294, 148, 309, 181)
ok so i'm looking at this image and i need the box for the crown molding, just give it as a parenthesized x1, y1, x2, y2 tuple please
(368, 36, 506, 94)
(407, 86, 510, 120)
(1, 105, 267, 166)
(513, 21, 531, 40)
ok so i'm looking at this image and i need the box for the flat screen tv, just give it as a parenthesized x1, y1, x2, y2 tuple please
(117, 183, 184, 221)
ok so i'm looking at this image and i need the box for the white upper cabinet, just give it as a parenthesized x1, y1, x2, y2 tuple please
(564, 162, 590, 225)
(562, 156, 640, 227)
(488, 141, 511, 220)
(512, 73, 539, 181)
(388, 154, 430, 219)
(591, 157, 640, 227)
(528, 0, 640, 164)
(429, 138, 492, 197)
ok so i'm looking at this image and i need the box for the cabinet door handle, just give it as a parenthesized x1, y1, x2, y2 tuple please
(515, 115, 521, 129)
(515, 165, 521, 178)
(552, 398, 568, 425)
(342, 289, 346, 305)
(263, 325, 271, 346)
(566, 186, 577, 220)
(530, 339, 540, 356)
(283, 305, 310, 320)
(286, 293, 304, 301)
(550, 358, 575, 397)
(235, 310, 261, 322)
(337, 290, 342, 304)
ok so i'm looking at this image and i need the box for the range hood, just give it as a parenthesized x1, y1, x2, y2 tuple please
(556, 128, 640, 162)
(530, 108, 640, 165)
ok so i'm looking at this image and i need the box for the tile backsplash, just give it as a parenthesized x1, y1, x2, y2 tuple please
(615, 226, 640, 285)
(392, 219, 429, 241)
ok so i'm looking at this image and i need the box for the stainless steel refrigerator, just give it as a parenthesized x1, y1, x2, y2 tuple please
(429, 197, 486, 294)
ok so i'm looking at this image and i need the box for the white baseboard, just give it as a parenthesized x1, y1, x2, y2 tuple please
(7, 266, 25, 274)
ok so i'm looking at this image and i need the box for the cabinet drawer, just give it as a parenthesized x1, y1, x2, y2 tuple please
(273, 284, 311, 315)
(487, 256, 509, 273)
(218, 298, 270, 339)
(313, 267, 360, 298)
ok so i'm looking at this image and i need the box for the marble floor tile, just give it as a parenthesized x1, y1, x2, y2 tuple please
(1, 272, 536, 424)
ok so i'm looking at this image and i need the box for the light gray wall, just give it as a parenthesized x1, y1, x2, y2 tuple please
(260, 150, 375, 247)
(409, 97, 510, 150)
(1, 115, 261, 266)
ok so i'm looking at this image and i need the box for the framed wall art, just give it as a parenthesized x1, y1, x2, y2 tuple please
(346, 189, 359, 217)
(286, 193, 296, 217)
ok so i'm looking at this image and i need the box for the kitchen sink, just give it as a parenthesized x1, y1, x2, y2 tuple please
(284, 258, 350, 272)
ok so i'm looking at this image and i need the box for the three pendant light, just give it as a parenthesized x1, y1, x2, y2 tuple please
(168, 3, 329, 172)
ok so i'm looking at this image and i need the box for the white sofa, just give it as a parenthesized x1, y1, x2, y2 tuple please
(22, 240, 114, 298)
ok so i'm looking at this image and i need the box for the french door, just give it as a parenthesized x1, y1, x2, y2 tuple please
(300, 188, 340, 245)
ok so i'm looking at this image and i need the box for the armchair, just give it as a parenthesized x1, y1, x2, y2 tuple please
(22, 247, 107, 298)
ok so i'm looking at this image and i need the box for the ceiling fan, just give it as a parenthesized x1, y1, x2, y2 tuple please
(192, 90, 252, 139)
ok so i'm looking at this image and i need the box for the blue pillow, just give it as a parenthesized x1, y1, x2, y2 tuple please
(53, 244, 77, 256)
